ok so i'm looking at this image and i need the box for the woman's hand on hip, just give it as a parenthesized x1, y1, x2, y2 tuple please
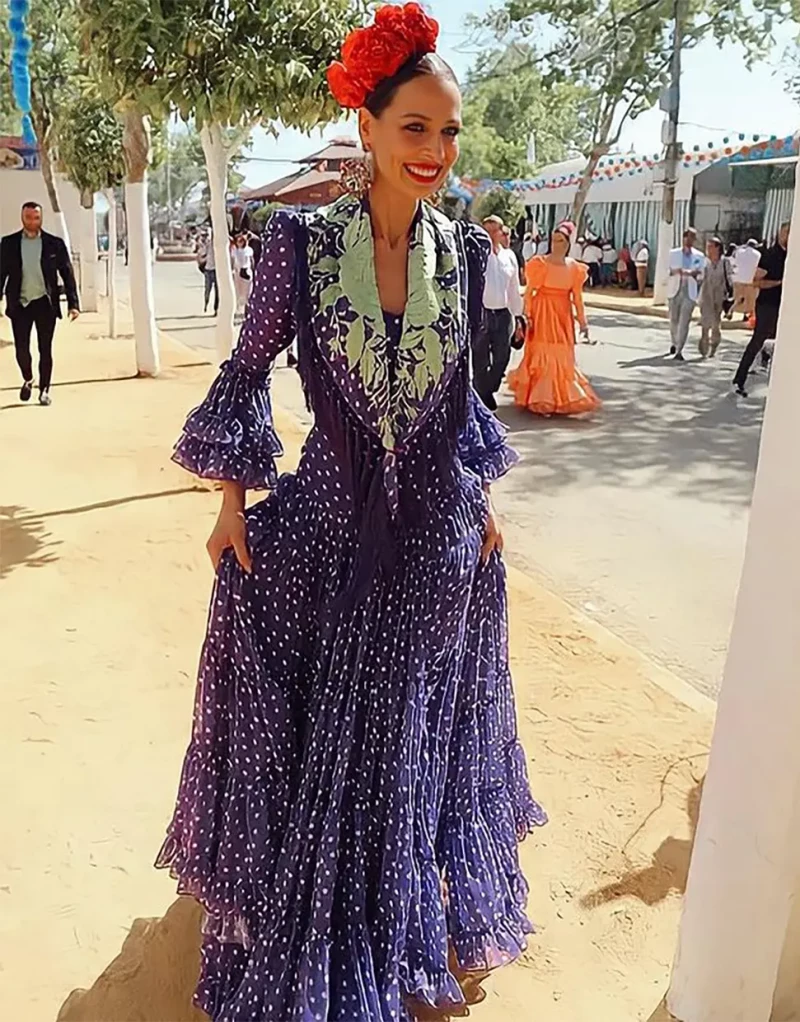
(481, 490, 504, 563)
(207, 483, 252, 573)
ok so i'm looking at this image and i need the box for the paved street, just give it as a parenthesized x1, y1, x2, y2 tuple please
(137, 260, 766, 698)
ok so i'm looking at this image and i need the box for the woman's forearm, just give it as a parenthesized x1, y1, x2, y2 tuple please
(221, 481, 246, 511)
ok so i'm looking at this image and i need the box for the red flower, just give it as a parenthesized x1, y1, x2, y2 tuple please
(327, 3, 440, 110)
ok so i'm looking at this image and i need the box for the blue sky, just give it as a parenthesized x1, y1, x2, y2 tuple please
(240, 0, 800, 187)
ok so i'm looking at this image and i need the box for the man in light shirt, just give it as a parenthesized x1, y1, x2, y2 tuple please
(666, 226, 705, 361)
(0, 201, 80, 405)
(582, 238, 603, 287)
(601, 239, 617, 285)
(474, 215, 524, 410)
(730, 238, 761, 320)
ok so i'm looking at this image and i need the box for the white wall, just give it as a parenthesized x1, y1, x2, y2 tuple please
(0, 169, 84, 252)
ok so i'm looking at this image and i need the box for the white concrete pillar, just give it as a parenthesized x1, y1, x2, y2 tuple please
(667, 159, 800, 1021)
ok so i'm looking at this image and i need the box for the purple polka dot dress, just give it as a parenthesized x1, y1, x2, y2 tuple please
(156, 199, 547, 1022)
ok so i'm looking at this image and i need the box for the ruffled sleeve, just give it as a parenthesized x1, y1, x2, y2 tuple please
(457, 220, 519, 483)
(458, 387, 519, 483)
(172, 211, 300, 489)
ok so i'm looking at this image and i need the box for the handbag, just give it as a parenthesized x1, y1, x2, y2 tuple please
(511, 315, 526, 350)
(239, 268, 251, 281)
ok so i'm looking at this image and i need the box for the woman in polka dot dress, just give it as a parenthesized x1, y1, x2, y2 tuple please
(156, 5, 546, 1020)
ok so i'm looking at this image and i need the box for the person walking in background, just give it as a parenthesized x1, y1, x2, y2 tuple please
(698, 236, 732, 358)
(570, 234, 585, 262)
(667, 227, 705, 361)
(582, 237, 603, 288)
(231, 232, 255, 318)
(474, 214, 524, 410)
(536, 232, 550, 256)
(634, 239, 650, 296)
(247, 229, 263, 268)
(733, 220, 790, 396)
(508, 220, 601, 416)
(522, 231, 536, 264)
(730, 238, 761, 322)
(617, 244, 631, 287)
(601, 238, 617, 285)
(198, 229, 219, 315)
(0, 201, 80, 406)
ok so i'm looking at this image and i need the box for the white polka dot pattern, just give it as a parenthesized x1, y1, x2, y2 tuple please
(159, 208, 546, 1021)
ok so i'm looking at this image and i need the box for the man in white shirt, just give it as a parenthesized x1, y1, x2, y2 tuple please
(582, 238, 603, 287)
(730, 238, 761, 319)
(475, 215, 524, 410)
(570, 236, 585, 262)
(601, 239, 617, 285)
(633, 241, 650, 295)
(667, 227, 705, 360)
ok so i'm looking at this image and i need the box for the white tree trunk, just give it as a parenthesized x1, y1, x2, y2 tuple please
(667, 168, 800, 1021)
(79, 193, 99, 313)
(200, 121, 236, 363)
(653, 217, 673, 306)
(125, 180, 160, 376)
(122, 108, 159, 377)
(106, 189, 118, 339)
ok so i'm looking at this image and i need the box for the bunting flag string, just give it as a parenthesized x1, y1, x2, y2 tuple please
(457, 131, 798, 197)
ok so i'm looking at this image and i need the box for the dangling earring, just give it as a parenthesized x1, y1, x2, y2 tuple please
(340, 149, 373, 197)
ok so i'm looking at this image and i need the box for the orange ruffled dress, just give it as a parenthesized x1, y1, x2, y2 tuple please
(508, 255, 601, 416)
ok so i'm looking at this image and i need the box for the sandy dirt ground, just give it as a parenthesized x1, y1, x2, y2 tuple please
(1, 309, 711, 1022)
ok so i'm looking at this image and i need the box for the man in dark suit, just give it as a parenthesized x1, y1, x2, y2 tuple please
(0, 201, 80, 405)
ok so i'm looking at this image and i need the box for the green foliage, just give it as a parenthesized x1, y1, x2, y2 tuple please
(482, 0, 796, 156)
(458, 43, 591, 181)
(148, 123, 250, 217)
(0, 20, 20, 135)
(472, 188, 524, 225)
(56, 91, 125, 195)
(79, 0, 367, 132)
(252, 202, 282, 225)
(28, 0, 81, 145)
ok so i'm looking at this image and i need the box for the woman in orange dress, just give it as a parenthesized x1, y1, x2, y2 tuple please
(508, 220, 601, 416)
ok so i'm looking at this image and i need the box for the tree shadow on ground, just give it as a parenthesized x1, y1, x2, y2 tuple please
(57, 896, 208, 1022)
(0, 505, 61, 579)
(581, 775, 705, 910)
(1, 490, 204, 578)
(498, 332, 765, 508)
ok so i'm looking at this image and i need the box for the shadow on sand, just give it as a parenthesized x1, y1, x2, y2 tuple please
(0, 504, 61, 579)
(581, 773, 705, 910)
(57, 896, 208, 1022)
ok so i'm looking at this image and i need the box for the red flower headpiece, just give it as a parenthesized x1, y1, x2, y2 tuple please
(327, 3, 440, 110)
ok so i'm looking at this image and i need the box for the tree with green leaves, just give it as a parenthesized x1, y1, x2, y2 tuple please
(80, 0, 366, 363)
(27, 0, 81, 245)
(481, 0, 798, 226)
(0, 20, 20, 135)
(457, 43, 591, 182)
(56, 90, 125, 328)
(471, 188, 525, 227)
(148, 124, 249, 230)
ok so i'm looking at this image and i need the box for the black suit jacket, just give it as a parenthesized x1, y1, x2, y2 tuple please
(0, 229, 80, 318)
